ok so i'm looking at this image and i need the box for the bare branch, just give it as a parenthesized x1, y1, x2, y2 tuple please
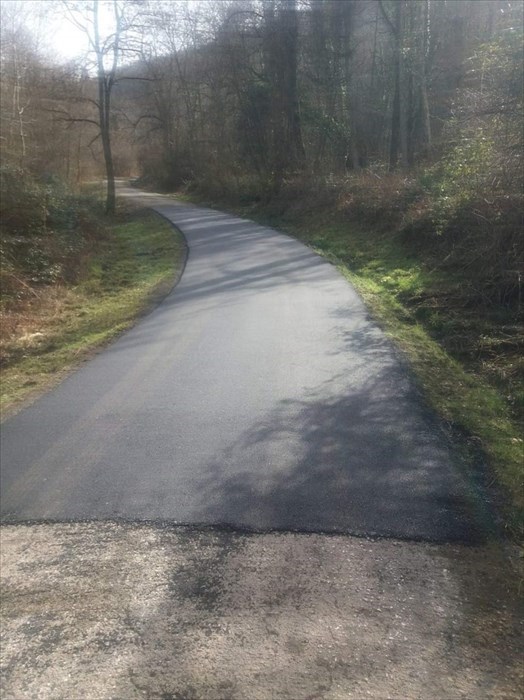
(378, 0, 397, 36)
(87, 132, 101, 147)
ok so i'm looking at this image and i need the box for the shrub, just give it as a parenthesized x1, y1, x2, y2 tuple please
(0, 166, 102, 297)
(337, 172, 423, 230)
(0, 165, 48, 238)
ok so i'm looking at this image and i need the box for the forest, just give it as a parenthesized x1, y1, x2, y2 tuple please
(0, 0, 523, 530)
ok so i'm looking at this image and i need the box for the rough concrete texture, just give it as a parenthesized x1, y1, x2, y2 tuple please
(1, 523, 522, 700)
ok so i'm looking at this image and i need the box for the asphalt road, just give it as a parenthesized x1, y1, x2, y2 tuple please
(0, 186, 487, 540)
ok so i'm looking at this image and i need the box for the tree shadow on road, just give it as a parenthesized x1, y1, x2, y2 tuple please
(189, 347, 496, 543)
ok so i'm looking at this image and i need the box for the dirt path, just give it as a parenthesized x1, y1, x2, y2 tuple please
(1, 523, 522, 699)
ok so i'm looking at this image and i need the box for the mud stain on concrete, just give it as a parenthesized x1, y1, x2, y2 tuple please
(1, 522, 522, 700)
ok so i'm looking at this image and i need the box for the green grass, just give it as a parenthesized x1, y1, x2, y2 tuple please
(297, 222, 523, 533)
(181, 192, 523, 536)
(1, 209, 185, 416)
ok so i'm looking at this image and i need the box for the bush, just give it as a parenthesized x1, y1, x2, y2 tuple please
(339, 172, 423, 230)
(0, 166, 102, 297)
(0, 165, 48, 238)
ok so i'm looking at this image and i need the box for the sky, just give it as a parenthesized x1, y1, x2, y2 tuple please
(0, 0, 211, 63)
(1, 0, 94, 62)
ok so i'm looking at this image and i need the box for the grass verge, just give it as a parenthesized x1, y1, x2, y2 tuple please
(0, 208, 185, 417)
(181, 191, 523, 537)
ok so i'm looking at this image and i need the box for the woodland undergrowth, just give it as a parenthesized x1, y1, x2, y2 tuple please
(182, 161, 523, 536)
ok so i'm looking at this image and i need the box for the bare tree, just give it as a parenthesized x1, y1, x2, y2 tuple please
(263, 0, 305, 192)
(62, 0, 142, 213)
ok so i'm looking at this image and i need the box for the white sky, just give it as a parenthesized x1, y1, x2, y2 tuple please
(0, 0, 213, 63)
(1, 0, 95, 62)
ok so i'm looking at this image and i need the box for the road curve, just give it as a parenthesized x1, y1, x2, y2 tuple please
(0, 186, 487, 540)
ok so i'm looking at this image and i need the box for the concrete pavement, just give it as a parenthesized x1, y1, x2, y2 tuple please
(1, 523, 522, 700)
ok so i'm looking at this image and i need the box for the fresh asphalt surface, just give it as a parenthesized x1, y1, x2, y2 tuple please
(0, 187, 487, 540)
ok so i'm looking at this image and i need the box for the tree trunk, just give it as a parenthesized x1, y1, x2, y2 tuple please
(94, 0, 117, 215)
(386, 0, 408, 170)
(342, 1, 361, 170)
(265, 0, 304, 193)
(398, 1, 409, 168)
(99, 79, 116, 214)
(389, 70, 400, 170)
(419, 0, 432, 153)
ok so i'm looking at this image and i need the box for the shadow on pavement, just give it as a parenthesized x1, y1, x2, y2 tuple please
(190, 358, 495, 543)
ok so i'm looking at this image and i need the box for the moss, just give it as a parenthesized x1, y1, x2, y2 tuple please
(181, 192, 523, 537)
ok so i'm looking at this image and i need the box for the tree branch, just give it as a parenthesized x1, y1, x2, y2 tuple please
(378, 0, 397, 36)
(44, 107, 100, 129)
(114, 75, 158, 83)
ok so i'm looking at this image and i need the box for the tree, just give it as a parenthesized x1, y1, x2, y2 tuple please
(263, 0, 305, 192)
(0, 1, 86, 180)
(102, 0, 521, 192)
(62, 0, 142, 213)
